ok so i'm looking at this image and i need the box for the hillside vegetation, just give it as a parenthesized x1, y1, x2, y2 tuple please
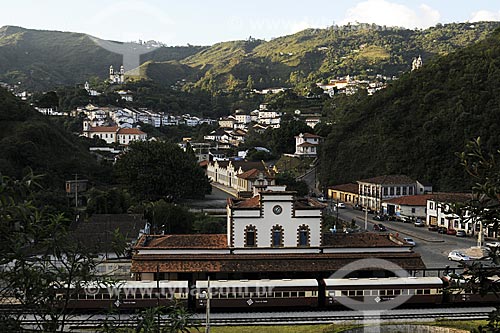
(2, 22, 500, 92)
(319, 27, 500, 191)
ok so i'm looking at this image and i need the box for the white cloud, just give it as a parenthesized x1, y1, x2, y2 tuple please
(470, 10, 500, 22)
(339, 0, 441, 29)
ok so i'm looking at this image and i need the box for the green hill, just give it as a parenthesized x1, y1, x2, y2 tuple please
(173, 22, 500, 91)
(318, 27, 500, 191)
(3, 23, 499, 92)
(0, 26, 205, 90)
(0, 87, 107, 190)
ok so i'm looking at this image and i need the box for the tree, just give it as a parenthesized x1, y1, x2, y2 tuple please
(0, 172, 118, 332)
(114, 141, 211, 201)
(450, 138, 500, 331)
(144, 200, 194, 234)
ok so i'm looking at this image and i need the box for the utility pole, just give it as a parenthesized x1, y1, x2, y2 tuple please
(364, 206, 368, 231)
(206, 276, 211, 333)
(74, 173, 78, 208)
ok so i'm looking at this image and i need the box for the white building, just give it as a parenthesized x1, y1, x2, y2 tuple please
(294, 133, 322, 157)
(227, 186, 324, 249)
(82, 123, 146, 146)
(357, 175, 420, 212)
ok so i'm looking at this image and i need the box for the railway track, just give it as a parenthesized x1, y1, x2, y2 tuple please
(9, 306, 496, 330)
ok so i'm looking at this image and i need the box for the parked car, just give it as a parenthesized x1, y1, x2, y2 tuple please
(486, 241, 500, 248)
(414, 219, 425, 227)
(373, 215, 384, 221)
(437, 227, 448, 234)
(353, 204, 363, 211)
(336, 202, 346, 209)
(446, 229, 457, 235)
(403, 237, 416, 246)
(428, 225, 439, 231)
(456, 230, 466, 237)
(401, 217, 412, 223)
(317, 196, 328, 203)
(372, 224, 387, 231)
(448, 250, 470, 261)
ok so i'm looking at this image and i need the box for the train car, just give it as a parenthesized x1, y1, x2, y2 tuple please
(60, 280, 189, 310)
(322, 277, 443, 309)
(442, 274, 500, 305)
(195, 279, 318, 310)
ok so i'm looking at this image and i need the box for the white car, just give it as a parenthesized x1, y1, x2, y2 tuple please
(486, 241, 500, 248)
(448, 250, 471, 261)
(403, 237, 416, 246)
(336, 202, 346, 209)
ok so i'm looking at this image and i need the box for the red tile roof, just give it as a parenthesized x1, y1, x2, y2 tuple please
(135, 234, 227, 249)
(384, 192, 472, 206)
(229, 195, 261, 209)
(237, 168, 275, 180)
(117, 128, 146, 135)
(297, 142, 318, 147)
(322, 232, 403, 248)
(329, 183, 359, 194)
(131, 252, 425, 273)
(358, 175, 415, 185)
(296, 133, 322, 138)
(88, 126, 119, 133)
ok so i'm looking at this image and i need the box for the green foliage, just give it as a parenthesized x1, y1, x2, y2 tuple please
(0, 172, 110, 331)
(319, 28, 500, 191)
(86, 187, 132, 215)
(275, 171, 309, 196)
(115, 140, 211, 201)
(144, 200, 194, 234)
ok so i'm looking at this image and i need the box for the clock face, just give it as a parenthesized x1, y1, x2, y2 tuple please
(272, 205, 283, 215)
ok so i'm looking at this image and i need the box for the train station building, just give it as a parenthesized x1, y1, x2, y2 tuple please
(131, 186, 425, 282)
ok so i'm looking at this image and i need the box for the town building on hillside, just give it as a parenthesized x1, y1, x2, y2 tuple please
(131, 186, 424, 281)
(82, 122, 146, 146)
(206, 160, 275, 195)
(411, 55, 423, 71)
(327, 183, 359, 205)
(219, 116, 237, 129)
(357, 175, 431, 213)
(294, 133, 322, 157)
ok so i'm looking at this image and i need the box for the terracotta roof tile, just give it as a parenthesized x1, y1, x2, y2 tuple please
(297, 142, 318, 147)
(117, 128, 146, 135)
(358, 175, 415, 185)
(322, 232, 403, 248)
(135, 234, 227, 249)
(328, 183, 359, 194)
(230, 195, 261, 208)
(384, 192, 472, 206)
(237, 168, 275, 180)
(88, 126, 119, 132)
(131, 252, 425, 273)
(296, 133, 322, 138)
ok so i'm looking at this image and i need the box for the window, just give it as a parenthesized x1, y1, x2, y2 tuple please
(409, 187, 414, 195)
(271, 225, 283, 247)
(297, 225, 310, 247)
(390, 187, 394, 196)
(440, 218, 445, 226)
(383, 187, 388, 196)
(430, 202, 434, 210)
(411, 208, 416, 213)
(245, 225, 257, 247)
(396, 187, 401, 195)
(403, 187, 407, 195)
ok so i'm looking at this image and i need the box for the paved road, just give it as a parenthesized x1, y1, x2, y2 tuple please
(325, 202, 479, 269)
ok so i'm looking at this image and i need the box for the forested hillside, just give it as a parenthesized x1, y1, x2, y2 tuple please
(319, 27, 500, 191)
(0, 87, 108, 190)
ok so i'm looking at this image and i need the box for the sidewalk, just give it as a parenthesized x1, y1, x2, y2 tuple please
(211, 182, 238, 198)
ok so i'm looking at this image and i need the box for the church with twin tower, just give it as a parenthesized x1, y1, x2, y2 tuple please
(109, 65, 125, 84)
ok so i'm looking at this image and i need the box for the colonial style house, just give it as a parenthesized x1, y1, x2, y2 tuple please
(131, 186, 425, 282)
(357, 175, 431, 213)
(206, 160, 275, 195)
(327, 183, 359, 205)
(82, 122, 147, 146)
(294, 133, 322, 157)
(382, 194, 433, 220)
(425, 193, 475, 234)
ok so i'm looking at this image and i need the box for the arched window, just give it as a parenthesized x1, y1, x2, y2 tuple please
(271, 225, 284, 247)
(297, 225, 310, 247)
(244, 225, 257, 247)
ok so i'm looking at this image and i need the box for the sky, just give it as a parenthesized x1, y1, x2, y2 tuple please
(1, 0, 500, 45)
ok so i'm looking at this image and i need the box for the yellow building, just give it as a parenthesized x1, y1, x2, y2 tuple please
(327, 183, 359, 205)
